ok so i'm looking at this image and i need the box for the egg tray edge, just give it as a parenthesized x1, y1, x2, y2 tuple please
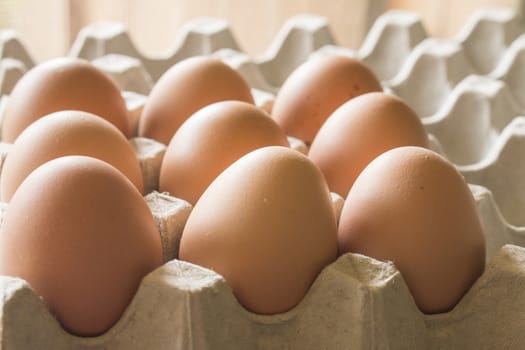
(1, 241, 524, 349)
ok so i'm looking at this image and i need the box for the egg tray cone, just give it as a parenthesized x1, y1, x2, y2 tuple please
(0, 7, 525, 349)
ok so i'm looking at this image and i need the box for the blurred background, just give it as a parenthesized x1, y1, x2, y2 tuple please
(0, 0, 522, 62)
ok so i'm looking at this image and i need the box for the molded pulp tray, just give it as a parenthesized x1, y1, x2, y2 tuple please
(0, 8, 525, 349)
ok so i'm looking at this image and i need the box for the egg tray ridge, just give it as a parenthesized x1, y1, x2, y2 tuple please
(0, 8, 524, 349)
(1, 197, 525, 349)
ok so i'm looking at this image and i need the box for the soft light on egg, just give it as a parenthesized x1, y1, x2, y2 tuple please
(308, 92, 429, 198)
(0, 156, 163, 336)
(1, 57, 130, 142)
(0, 110, 144, 202)
(159, 100, 288, 204)
(271, 54, 382, 144)
(338, 146, 486, 314)
(139, 56, 254, 145)
(179, 146, 338, 314)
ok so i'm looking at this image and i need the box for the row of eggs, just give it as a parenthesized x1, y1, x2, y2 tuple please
(0, 54, 485, 337)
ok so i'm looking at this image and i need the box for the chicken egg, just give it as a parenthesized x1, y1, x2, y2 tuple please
(0, 156, 163, 336)
(159, 100, 288, 204)
(179, 146, 337, 314)
(1, 57, 130, 142)
(0, 110, 143, 202)
(139, 56, 254, 145)
(308, 92, 429, 197)
(271, 54, 382, 144)
(338, 146, 486, 314)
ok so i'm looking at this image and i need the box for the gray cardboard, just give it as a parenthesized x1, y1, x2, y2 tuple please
(0, 30, 34, 69)
(92, 54, 153, 95)
(69, 18, 240, 81)
(0, 243, 524, 349)
(146, 191, 192, 262)
(129, 137, 166, 194)
(458, 8, 523, 74)
(359, 10, 428, 81)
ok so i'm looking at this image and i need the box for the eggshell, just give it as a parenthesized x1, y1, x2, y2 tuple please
(159, 101, 288, 204)
(138, 56, 254, 145)
(271, 55, 382, 144)
(179, 146, 338, 314)
(308, 92, 429, 197)
(0, 110, 143, 202)
(338, 146, 486, 314)
(0, 156, 163, 336)
(1, 57, 130, 142)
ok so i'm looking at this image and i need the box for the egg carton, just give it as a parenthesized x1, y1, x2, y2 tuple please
(0, 187, 524, 349)
(0, 7, 524, 349)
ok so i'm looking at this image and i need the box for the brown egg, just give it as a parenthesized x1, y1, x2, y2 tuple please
(338, 146, 486, 314)
(179, 146, 337, 314)
(2, 57, 129, 142)
(0, 156, 163, 336)
(308, 92, 429, 197)
(272, 55, 382, 144)
(159, 101, 288, 204)
(139, 56, 254, 145)
(0, 110, 143, 202)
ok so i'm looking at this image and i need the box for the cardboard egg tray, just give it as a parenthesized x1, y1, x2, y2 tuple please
(0, 7, 525, 349)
